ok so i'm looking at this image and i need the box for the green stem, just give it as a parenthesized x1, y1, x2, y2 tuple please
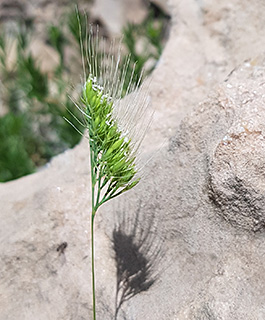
(90, 143, 97, 320)
(91, 212, 96, 320)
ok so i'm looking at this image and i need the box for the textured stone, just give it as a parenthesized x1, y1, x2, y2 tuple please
(2, 0, 265, 320)
(90, 0, 147, 35)
(207, 58, 265, 231)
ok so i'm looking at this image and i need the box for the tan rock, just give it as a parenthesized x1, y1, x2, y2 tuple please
(2, 0, 265, 319)
(91, 0, 147, 36)
(29, 38, 60, 74)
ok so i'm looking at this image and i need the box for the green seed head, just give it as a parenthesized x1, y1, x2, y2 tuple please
(82, 75, 140, 191)
(68, 31, 151, 208)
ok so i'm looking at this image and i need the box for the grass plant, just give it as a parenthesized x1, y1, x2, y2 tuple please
(67, 24, 151, 318)
(0, 20, 84, 181)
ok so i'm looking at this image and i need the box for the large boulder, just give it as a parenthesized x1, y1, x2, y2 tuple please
(1, 0, 265, 319)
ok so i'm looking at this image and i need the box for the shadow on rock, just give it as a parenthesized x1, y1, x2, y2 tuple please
(112, 201, 164, 319)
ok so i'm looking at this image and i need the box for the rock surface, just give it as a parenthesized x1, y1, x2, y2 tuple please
(90, 0, 147, 35)
(2, 0, 265, 319)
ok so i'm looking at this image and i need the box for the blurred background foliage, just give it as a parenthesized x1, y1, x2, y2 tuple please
(0, 3, 169, 182)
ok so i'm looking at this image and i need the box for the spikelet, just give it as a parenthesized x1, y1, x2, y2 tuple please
(74, 25, 151, 210)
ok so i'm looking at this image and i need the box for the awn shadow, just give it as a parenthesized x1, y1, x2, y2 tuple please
(112, 201, 164, 319)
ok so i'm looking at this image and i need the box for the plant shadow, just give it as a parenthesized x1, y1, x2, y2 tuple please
(112, 201, 164, 319)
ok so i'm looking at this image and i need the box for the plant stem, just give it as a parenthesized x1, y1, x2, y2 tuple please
(91, 212, 96, 320)
(90, 144, 97, 320)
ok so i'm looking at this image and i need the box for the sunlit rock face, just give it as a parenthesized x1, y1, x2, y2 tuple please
(208, 59, 265, 231)
(2, 1, 265, 320)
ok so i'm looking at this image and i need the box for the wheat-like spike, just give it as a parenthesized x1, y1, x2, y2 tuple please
(67, 13, 152, 320)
